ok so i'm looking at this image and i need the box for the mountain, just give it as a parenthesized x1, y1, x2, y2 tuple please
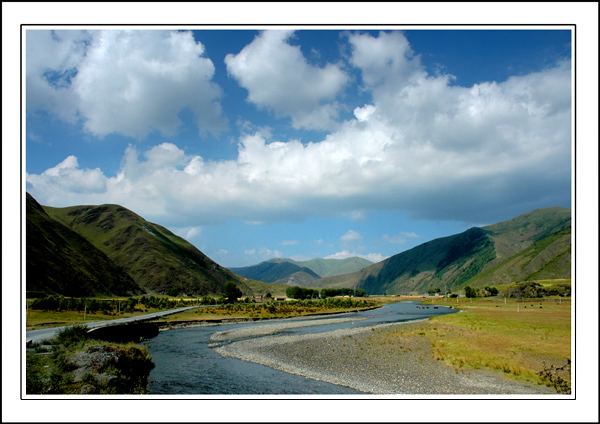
(228, 257, 373, 285)
(39, 197, 251, 296)
(273, 271, 322, 287)
(314, 207, 571, 295)
(229, 259, 321, 284)
(296, 257, 374, 278)
(26, 193, 141, 297)
(461, 226, 571, 288)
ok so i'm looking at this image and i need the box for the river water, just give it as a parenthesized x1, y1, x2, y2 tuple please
(145, 301, 457, 395)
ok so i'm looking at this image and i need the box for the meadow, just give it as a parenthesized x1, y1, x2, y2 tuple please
(387, 296, 571, 391)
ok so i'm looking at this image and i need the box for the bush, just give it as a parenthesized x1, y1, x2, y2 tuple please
(464, 286, 477, 298)
(54, 325, 89, 348)
(224, 282, 243, 303)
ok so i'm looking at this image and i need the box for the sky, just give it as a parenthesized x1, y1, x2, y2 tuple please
(24, 28, 573, 267)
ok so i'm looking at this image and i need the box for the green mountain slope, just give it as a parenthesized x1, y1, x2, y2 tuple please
(482, 206, 571, 265)
(43, 202, 249, 296)
(315, 207, 571, 295)
(461, 226, 571, 288)
(26, 193, 141, 297)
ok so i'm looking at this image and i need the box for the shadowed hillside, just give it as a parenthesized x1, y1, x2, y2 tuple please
(42, 200, 250, 296)
(26, 193, 141, 297)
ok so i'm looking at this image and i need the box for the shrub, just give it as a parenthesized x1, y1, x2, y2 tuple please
(54, 325, 89, 348)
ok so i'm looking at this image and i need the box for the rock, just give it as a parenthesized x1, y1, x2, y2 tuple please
(67, 345, 121, 383)
(79, 384, 97, 394)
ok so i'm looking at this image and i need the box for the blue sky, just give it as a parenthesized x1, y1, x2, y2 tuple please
(25, 28, 573, 267)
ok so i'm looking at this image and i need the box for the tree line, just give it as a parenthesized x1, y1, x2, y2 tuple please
(286, 286, 367, 300)
(28, 295, 216, 313)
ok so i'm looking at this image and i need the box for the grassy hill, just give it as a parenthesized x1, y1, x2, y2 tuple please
(314, 207, 571, 295)
(26, 193, 141, 297)
(460, 226, 571, 289)
(482, 206, 571, 266)
(42, 200, 250, 296)
(228, 257, 373, 285)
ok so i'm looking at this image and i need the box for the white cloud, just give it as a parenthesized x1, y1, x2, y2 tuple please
(340, 230, 363, 244)
(185, 227, 203, 240)
(26, 30, 226, 139)
(26, 155, 107, 198)
(225, 30, 349, 130)
(325, 250, 386, 263)
(26, 31, 571, 227)
(353, 104, 376, 122)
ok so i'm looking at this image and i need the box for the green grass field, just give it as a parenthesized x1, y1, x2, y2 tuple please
(401, 296, 571, 389)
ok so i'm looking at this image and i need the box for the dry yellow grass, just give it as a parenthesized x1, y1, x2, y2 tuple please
(386, 297, 571, 387)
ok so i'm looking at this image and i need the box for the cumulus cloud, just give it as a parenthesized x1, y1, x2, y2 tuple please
(225, 30, 349, 130)
(26, 31, 571, 227)
(26, 30, 226, 138)
(340, 230, 363, 244)
(26, 155, 107, 198)
(325, 250, 386, 263)
(353, 104, 376, 122)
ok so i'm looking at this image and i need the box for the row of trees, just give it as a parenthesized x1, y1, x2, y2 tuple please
(504, 281, 570, 298)
(286, 286, 367, 300)
(29, 295, 183, 312)
(463, 285, 499, 298)
(28, 296, 136, 313)
(320, 288, 366, 298)
(285, 286, 320, 300)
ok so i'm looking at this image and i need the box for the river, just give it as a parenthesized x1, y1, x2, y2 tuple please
(144, 301, 457, 394)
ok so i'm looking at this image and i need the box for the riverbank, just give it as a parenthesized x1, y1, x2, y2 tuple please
(26, 326, 154, 394)
(151, 304, 381, 332)
(213, 318, 555, 395)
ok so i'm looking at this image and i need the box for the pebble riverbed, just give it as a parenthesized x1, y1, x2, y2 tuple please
(212, 319, 556, 395)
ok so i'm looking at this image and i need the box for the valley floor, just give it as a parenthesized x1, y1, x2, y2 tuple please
(213, 319, 556, 395)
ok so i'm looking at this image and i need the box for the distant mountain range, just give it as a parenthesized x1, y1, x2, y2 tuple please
(228, 257, 374, 286)
(26, 192, 571, 297)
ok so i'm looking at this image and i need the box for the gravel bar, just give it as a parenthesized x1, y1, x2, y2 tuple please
(213, 319, 555, 395)
(210, 316, 366, 342)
